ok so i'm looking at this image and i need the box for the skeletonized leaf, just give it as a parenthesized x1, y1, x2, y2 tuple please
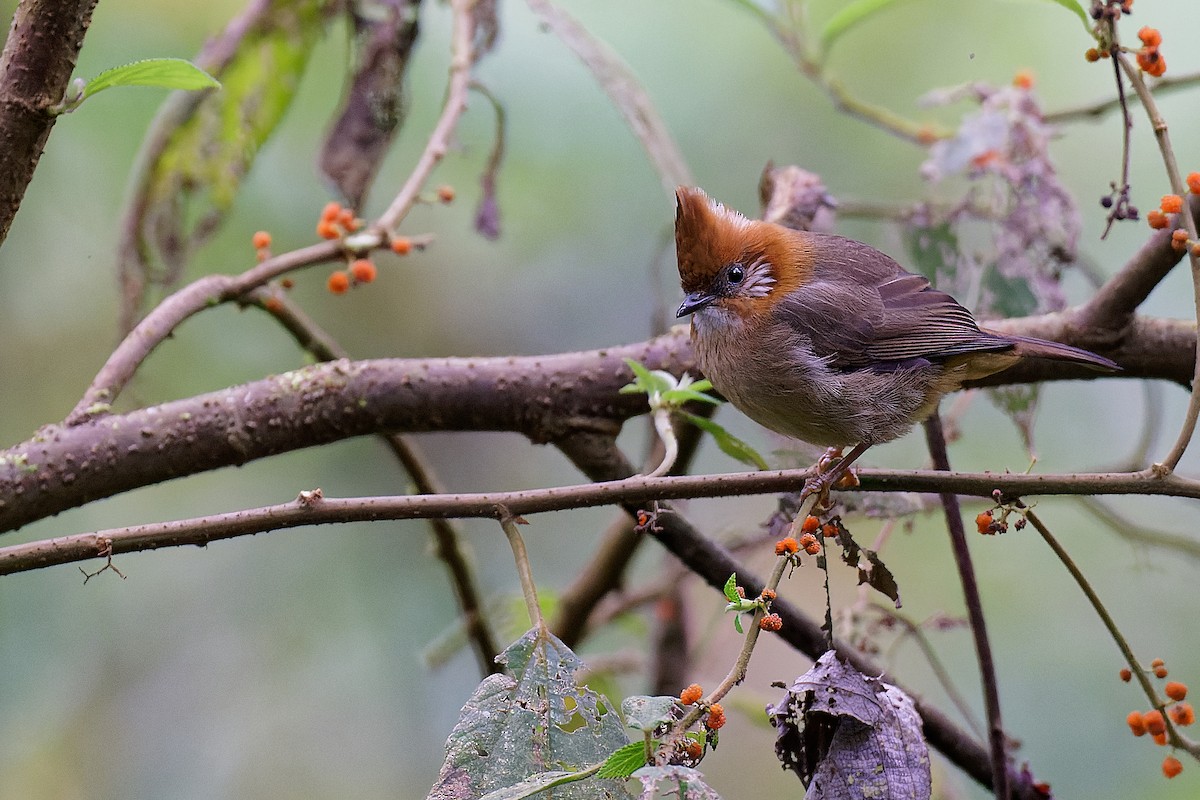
(426, 628, 633, 800)
(632, 766, 722, 799)
(768, 651, 931, 799)
(82, 58, 219, 99)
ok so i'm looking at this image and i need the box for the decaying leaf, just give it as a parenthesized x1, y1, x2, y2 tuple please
(426, 627, 633, 800)
(318, 0, 422, 210)
(768, 651, 930, 800)
(117, 0, 337, 331)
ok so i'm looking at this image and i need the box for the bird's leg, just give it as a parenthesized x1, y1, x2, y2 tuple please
(800, 443, 870, 511)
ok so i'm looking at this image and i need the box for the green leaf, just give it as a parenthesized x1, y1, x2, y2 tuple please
(82, 58, 219, 100)
(820, 0, 917, 53)
(902, 222, 958, 283)
(681, 412, 769, 470)
(475, 766, 601, 800)
(622, 358, 673, 397)
(661, 387, 720, 406)
(722, 573, 740, 604)
(621, 696, 678, 731)
(1041, 0, 1090, 32)
(597, 742, 649, 779)
(118, 0, 336, 326)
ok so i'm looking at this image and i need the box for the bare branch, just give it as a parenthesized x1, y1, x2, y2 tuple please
(0, 0, 99, 247)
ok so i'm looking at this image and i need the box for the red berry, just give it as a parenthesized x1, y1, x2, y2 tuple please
(1119, 668, 1132, 683)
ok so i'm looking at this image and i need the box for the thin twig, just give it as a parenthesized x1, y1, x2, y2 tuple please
(1026, 509, 1200, 760)
(924, 412, 1008, 800)
(498, 507, 544, 633)
(375, 0, 475, 231)
(7, 464, 1200, 576)
(1043, 69, 1200, 125)
(1115, 51, 1200, 471)
(243, 288, 502, 676)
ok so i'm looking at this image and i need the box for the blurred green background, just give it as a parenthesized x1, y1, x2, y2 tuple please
(1, 0, 1199, 796)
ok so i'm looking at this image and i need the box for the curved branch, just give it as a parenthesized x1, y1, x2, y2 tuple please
(3, 317, 1196, 534)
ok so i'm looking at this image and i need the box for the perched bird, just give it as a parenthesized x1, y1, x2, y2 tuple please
(673, 186, 1117, 477)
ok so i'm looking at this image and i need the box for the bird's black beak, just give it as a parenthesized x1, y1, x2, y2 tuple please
(676, 290, 716, 318)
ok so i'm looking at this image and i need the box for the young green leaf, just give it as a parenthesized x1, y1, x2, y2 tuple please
(597, 741, 650, 779)
(722, 573, 740, 604)
(621, 358, 673, 397)
(820, 0, 916, 54)
(82, 58, 219, 100)
(681, 412, 768, 470)
(1041, 0, 1090, 31)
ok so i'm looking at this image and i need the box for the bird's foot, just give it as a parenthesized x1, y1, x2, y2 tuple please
(800, 446, 864, 511)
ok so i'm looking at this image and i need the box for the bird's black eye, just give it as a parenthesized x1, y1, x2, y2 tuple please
(726, 264, 745, 284)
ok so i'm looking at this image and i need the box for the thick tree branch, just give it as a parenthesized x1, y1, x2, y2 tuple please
(2, 317, 1195, 534)
(0, 0, 98, 247)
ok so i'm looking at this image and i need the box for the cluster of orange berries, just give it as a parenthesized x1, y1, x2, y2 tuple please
(1135, 26, 1165, 78)
(1122, 659, 1193, 778)
(316, 201, 361, 241)
(974, 507, 1026, 535)
(677, 684, 725, 731)
(1146, 177, 1200, 258)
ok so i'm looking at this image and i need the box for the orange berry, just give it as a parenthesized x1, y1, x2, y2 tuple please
(1163, 755, 1183, 778)
(1156, 666, 1170, 679)
(337, 208, 360, 232)
(975, 511, 994, 534)
(705, 703, 726, 730)
(263, 296, 283, 313)
(1152, 731, 1169, 745)
(1128, 711, 1147, 736)
(775, 537, 799, 555)
(800, 515, 820, 534)
(759, 612, 783, 631)
(436, 185, 456, 204)
(280, 277, 294, 290)
(1138, 27, 1162, 47)
(915, 125, 938, 146)
(821, 522, 838, 538)
(1192, 242, 1200, 258)
(251, 230, 271, 250)
(1144, 709, 1167, 736)
(350, 258, 377, 284)
(683, 740, 703, 760)
(760, 588, 776, 601)
(1119, 668, 1132, 683)
(1152, 658, 1166, 668)
(1012, 69, 1034, 90)
(1147, 209, 1169, 230)
(1170, 703, 1195, 726)
(321, 201, 342, 222)
(1084, 47, 1100, 63)
(798, 532, 818, 548)
(317, 220, 341, 240)
(1187, 172, 1200, 195)
(680, 683, 703, 705)
(1171, 230, 1190, 253)
(390, 236, 413, 255)
(1161, 194, 1184, 214)
(326, 271, 350, 295)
